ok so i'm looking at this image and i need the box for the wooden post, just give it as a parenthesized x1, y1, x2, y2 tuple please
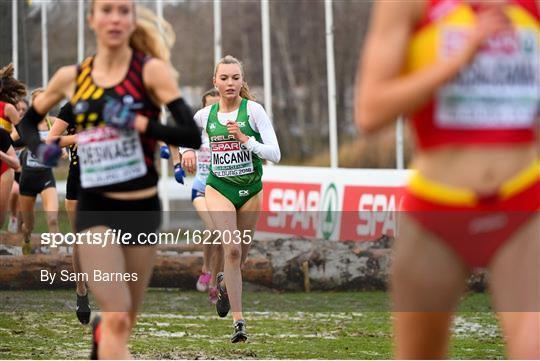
(302, 260, 310, 292)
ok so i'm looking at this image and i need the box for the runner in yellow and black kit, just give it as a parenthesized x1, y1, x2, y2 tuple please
(17, 1, 201, 358)
(47, 102, 90, 324)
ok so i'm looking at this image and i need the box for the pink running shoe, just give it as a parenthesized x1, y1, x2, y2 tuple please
(208, 287, 218, 304)
(196, 272, 211, 292)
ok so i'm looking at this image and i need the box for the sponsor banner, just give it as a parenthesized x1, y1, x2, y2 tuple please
(258, 166, 411, 241)
(340, 186, 404, 240)
(260, 181, 321, 237)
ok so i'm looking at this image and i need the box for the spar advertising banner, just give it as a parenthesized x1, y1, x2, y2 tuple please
(258, 166, 412, 241)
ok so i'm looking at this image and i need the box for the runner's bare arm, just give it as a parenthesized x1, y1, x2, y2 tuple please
(46, 117, 76, 147)
(4, 103, 20, 125)
(32, 66, 77, 115)
(0, 146, 20, 169)
(134, 59, 201, 148)
(8, 104, 21, 144)
(354, 2, 510, 132)
(142, 59, 181, 105)
(10, 127, 19, 142)
(17, 66, 76, 156)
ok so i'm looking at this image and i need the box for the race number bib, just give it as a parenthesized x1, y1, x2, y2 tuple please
(436, 28, 539, 128)
(196, 144, 211, 180)
(211, 141, 253, 177)
(26, 151, 50, 168)
(77, 126, 147, 188)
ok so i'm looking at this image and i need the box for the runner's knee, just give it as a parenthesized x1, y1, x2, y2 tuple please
(224, 246, 242, 264)
(103, 312, 132, 337)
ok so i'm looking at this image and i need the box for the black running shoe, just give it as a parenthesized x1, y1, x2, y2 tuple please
(76, 293, 91, 325)
(231, 320, 248, 343)
(216, 272, 230, 318)
(90, 315, 101, 360)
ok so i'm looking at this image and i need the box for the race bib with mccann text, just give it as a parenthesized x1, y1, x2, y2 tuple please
(211, 140, 254, 178)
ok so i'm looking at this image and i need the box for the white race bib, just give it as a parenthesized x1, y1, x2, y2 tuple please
(196, 144, 211, 181)
(77, 126, 147, 188)
(26, 151, 50, 168)
(211, 141, 253, 177)
(436, 28, 540, 129)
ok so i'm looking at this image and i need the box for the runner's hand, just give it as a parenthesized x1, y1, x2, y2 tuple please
(227, 121, 249, 143)
(35, 140, 62, 167)
(181, 150, 197, 174)
(473, 7, 511, 42)
(459, 7, 513, 65)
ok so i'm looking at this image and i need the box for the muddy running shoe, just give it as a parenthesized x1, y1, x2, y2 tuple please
(76, 293, 91, 325)
(231, 320, 247, 343)
(90, 315, 101, 360)
(196, 272, 211, 292)
(22, 236, 32, 255)
(208, 286, 218, 304)
(216, 272, 230, 317)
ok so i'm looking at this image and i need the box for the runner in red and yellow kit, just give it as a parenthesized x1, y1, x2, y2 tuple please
(0, 63, 25, 229)
(356, 0, 539, 358)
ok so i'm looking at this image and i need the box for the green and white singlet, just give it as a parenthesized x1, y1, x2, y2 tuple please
(206, 99, 264, 209)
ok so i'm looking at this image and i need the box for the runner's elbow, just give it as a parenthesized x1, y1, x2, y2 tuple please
(355, 107, 379, 134)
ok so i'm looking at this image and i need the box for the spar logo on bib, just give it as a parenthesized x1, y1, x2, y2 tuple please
(319, 183, 339, 240)
(212, 142, 241, 152)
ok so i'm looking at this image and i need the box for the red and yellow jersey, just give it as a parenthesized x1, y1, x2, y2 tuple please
(405, 0, 540, 149)
(0, 101, 13, 132)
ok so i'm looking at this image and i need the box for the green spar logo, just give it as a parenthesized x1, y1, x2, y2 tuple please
(319, 183, 339, 240)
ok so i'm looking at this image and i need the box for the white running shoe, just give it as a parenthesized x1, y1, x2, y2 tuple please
(7, 216, 18, 233)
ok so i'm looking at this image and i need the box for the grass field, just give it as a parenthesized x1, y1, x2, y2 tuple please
(0, 290, 505, 360)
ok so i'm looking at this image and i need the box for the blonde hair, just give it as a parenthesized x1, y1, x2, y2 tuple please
(0, 63, 27, 105)
(131, 6, 175, 64)
(90, 2, 176, 72)
(214, 55, 255, 101)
